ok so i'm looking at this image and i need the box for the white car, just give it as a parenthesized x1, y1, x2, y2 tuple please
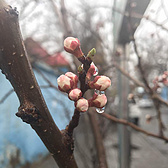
(138, 99, 153, 108)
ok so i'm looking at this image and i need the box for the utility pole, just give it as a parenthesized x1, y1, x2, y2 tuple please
(117, 44, 130, 168)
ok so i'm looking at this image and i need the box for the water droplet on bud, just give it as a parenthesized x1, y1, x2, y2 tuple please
(96, 107, 105, 113)
(93, 66, 99, 76)
(94, 90, 106, 113)
(94, 89, 104, 95)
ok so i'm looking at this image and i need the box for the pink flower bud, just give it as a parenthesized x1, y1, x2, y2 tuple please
(145, 114, 152, 124)
(89, 75, 111, 91)
(89, 93, 107, 108)
(162, 74, 167, 79)
(164, 71, 168, 75)
(68, 88, 82, 101)
(64, 37, 83, 58)
(86, 62, 98, 79)
(75, 98, 89, 112)
(57, 74, 74, 92)
(163, 79, 168, 86)
(65, 72, 78, 88)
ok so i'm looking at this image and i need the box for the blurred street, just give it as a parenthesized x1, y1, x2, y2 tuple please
(104, 105, 168, 168)
(131, 105, 168, 168)
(138, 105, 168, 154)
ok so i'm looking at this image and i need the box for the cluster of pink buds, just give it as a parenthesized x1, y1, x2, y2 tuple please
(57, 37, 111, 113)
(153, 71, 168, 91)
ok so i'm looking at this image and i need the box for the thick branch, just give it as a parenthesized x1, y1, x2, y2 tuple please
(0, 1, 77, 167)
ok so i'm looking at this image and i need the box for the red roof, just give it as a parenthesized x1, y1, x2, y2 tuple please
(45, 53, 69, 66)
(24, 38, 69, 67)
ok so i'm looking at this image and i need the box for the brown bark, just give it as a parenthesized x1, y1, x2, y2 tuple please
(88, 109, 108, 168)
(0, 1, 77, 167)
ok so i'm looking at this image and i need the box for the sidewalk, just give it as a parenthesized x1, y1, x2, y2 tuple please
(131, 132, 168, 168)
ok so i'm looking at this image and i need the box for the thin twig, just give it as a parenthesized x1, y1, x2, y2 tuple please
(66, 109, 80, 135)
(103, 62, 168, 107)
(128, 5, 165, 137)
(113, 61, 147, 89)
(88, 109, 108, 168)
(0, 88, 14, 104)
(33, 66, 59, 91)
(132, 41, 165, 136)
(131, 3, 161, 135)
(72, 5, 168, 33)
(100, 113, 168, 142)
(66, 56, 92, 135)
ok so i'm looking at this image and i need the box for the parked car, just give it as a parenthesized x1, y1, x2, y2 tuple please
(138, 99, 153, 108)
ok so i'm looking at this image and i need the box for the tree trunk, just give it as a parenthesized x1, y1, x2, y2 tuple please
(0, 1, 77, 167)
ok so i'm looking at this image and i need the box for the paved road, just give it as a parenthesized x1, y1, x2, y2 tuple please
(138, 105, 168, 156)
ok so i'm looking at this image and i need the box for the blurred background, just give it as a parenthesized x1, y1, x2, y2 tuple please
(0, 0, 168, 167)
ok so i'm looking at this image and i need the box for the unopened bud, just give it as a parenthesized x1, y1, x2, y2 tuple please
(75, 98, 89, 112)
(86, 62, 98, 80)
(87, 48, 96, 59)
(89, 75, 111, 91)
(145, 114, 152, 123)
(78, 64, 83, 74)
(64, 37, 83, 58)
(89, 93, 107, 108)
(162, 74, 167, 79)
(57, 75, 74, 92)
(164, 71, 168, 75)
(65, 72, 78, 88)
(163, 79, 168, 86)
(68, 88, 82, 101)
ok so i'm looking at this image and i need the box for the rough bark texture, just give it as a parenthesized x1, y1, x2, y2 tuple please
(0, 1, 77, 167)
(88, 109, 108, 168)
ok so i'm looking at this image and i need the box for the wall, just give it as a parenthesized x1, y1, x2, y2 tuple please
(0, 67, 74, 167)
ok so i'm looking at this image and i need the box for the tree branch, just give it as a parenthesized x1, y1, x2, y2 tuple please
(0, 1, 77, 167)
(132, 40, 165, 136)
(103, 62, 168, 107)
(100, 113, 168, 142)
(128, 6, 165, 137)
(0, 88, 14, 104)
(88, 109, 108, 168)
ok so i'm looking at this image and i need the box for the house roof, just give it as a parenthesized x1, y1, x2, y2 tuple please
(118, 0, 150, 45)
(114, 0, 151, 45)
(24, 38, 69, 67)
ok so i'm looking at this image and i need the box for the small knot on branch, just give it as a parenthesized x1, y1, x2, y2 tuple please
(16, 104, 42, 125)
